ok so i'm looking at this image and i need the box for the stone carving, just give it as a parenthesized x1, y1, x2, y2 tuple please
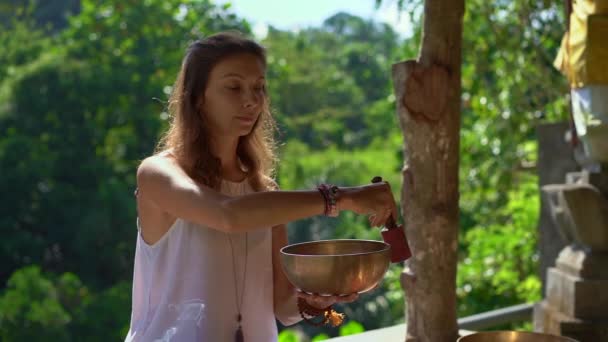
(534, 170, 608, 341)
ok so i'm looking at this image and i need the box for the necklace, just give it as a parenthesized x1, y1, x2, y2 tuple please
(228, 233, 248, 342)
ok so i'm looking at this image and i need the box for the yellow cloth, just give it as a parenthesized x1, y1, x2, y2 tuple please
(554, 0, 608, 88)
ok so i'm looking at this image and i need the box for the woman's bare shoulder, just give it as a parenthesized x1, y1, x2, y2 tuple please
(136, 152, 183, 243)
(137, 151, 187, 184)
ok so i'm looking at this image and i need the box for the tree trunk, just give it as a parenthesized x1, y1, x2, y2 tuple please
(391, 1, 464, 341)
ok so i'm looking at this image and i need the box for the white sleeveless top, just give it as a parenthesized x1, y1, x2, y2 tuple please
(125, 179, 278, 342)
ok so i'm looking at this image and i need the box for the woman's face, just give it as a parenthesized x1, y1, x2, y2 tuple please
(201, 53, 266, 138)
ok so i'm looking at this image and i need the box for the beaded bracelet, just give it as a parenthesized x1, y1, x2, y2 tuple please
(317, 184, 340, 217)
(297, 297, 345, 327)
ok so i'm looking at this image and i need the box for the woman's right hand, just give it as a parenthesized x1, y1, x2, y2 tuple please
(338, 181, 399, 228)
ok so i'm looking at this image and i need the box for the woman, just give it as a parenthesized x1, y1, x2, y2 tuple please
(125, 31, 399, 342)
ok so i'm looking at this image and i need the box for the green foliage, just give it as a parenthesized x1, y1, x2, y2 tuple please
(454, 0, 566, 319)
(459, 0, 567, 221)
(0, 0, 80, 32)
(0, 265, 131, 341)
(70, 281, 132, 341)
(0, 266, 73, 341)
(312, 333, 330, 341)
(279, 329, 303, 342)
(0, 11, 52, 84)
(457, 175, 542, 316)
(0, 0, 248, 288)
(339, 320, 365, 335)
(284, 320, 366, 342)
(263, 13, 402, 149)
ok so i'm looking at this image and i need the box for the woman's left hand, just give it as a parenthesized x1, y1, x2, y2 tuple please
(296, 290, 359, 309)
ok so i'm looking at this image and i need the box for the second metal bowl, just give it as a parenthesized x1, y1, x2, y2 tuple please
(457, 331, 579, 342)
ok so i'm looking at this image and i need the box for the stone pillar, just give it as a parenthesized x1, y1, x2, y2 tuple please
(536, 122, 579, 291)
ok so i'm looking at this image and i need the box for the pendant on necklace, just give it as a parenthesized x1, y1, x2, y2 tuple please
(235, 314, 244, 342)
(235, 325, 244, 342)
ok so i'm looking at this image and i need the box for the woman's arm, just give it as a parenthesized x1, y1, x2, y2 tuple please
(137, 155, 396, 234)
(137, 155, 327, 233)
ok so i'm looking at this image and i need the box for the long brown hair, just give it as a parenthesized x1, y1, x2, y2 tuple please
(156, 32, 277, 191)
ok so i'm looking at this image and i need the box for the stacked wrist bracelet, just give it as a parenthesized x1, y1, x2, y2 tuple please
(317, 183, 340, 217)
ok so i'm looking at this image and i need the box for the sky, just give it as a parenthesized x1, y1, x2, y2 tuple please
(213, 0, 415, 38)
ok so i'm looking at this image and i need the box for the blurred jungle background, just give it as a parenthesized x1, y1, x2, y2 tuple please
(0, 0, 568, 340)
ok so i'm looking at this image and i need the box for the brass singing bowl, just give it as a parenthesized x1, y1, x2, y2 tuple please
(280, 239, 391, 295)
(457, 331, 579, 342)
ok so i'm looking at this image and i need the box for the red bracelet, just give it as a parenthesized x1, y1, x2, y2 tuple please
(317, 184, 340, 217)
